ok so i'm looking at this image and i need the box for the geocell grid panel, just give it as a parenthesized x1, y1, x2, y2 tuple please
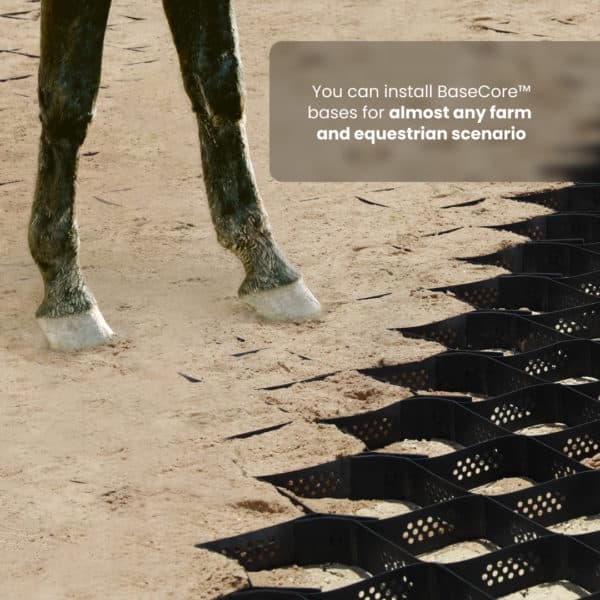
(202, 184, 600, 599)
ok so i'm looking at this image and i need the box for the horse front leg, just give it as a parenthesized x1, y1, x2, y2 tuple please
(30, 0, 114, 350)
(163, 0, 320, 320)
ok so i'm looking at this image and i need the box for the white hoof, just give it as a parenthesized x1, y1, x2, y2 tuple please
(242, 278, 321, 320)
(36, 306, 115, 351)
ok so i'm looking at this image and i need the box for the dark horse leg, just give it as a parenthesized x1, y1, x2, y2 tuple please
(162, 0, 320, 319)
(30, 0, 114, 350)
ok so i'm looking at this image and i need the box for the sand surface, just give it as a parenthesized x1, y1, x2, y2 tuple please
(3, 1, 600, 598)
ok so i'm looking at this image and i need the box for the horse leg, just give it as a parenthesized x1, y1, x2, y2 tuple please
(162, 0, 320, 320)
(30, 0, 114, 350)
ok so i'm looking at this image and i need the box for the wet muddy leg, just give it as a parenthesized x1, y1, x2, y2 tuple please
(163, 0, 320, 319)
(29, 0, 114, 350)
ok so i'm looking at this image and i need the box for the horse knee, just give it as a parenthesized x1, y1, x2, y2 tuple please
(38, 81, 95, 145)
(184, 50, 244, 122)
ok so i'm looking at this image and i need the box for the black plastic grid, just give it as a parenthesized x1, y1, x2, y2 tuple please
(431, 273, 594, 310)
(450, 535, 600, 597)
(201, 513, 416, 575)
(505, 183, 600, 212)
(498, 470, 600, 552)
(487, 213, 600, 242)
(314, 563, 496, 600)
(259, 437, 586, 499)
(222, 563, 498, 600)
(461, 241, 600, 275)
(358, 340, 600, 396)
(497, 339, 600, 383)
(422, 435, 586, 488)
(203, 187, 600, 599)
(221, 590, 314, 599)
(468, 384, 600, 432)
(320, 386, 600, 451)
(395, 306, 600, 351)
(395, 303, 600, 352)
(358, 350, 543, 397)
(202, 496, 550, 591)
(257, 452, 468, 506)
(320, 395, 507, 450)
(560, 270, 600, 297)
(365, 495, 549, 555)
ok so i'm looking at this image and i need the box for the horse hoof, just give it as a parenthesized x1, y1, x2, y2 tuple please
(242, 278, 321, 320)
(36, 305, 115, 351)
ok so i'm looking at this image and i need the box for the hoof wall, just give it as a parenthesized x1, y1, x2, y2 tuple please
(37, 306, 115, 351)
(242, 279, 321, 320)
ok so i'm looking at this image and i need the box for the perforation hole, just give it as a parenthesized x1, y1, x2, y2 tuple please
(554, 317, 586, 335)
(515, 490, 566, 520)
(392, 368, 428, 389)
(563, 433, 600, 459)
(433, 326, 458, 347)
(490, 402, 532, 426)
(286, 470, 342, 497)
(451, 449, 501, 482)
(528, 225, 543, 240)
(511, 528, 540, 544)
(225, 535, 281, 567)
(462, 287, 498, 307)
(480, 553, 539, 589)
(579, 281, 600, 297)
(350, 417, 393, 445)
(553, 460, 578, 479)
(380, 550, 407, 572)
(523, 349, 568, 377)
(401, 515, 455, 546)
(356, 573, 414, 600)
(424, 480, 456, 504)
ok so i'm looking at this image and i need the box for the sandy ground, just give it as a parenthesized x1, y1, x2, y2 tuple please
(3, 1, 600, 598)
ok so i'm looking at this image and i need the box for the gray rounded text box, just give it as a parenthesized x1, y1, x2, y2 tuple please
(270, 42, 600, 182)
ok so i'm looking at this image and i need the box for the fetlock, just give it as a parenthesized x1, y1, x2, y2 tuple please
(235, 236, 300, 297)
(35, 269, 96, 319)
